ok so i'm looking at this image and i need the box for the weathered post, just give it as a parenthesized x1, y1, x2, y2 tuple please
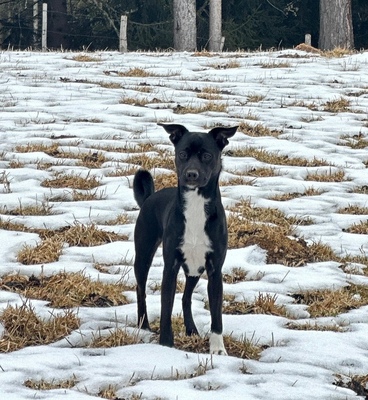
(119, 15, 128, 52)
(305, 34, 312, 46)
(42, 3, 47, 51)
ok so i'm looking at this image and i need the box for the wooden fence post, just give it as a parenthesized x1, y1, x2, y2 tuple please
(119, 15, 127, 52)
(42, 3, 47, 51)
(305, 34, 312, 46)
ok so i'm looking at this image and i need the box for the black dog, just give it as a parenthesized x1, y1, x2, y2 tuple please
(133, 123, 237, 354)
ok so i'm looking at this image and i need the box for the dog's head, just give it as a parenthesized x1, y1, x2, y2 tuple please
(158, 123, 238, 189)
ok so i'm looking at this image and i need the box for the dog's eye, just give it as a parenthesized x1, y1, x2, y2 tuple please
(202, 152, 212, 161)
(179, 151, 188, 160)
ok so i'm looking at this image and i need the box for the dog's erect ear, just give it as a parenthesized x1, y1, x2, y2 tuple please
(158, 123, 189, 145)
(209, 126, 238, 150)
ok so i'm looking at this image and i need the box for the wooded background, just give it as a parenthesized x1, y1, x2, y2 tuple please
(0, 0, 367, 51)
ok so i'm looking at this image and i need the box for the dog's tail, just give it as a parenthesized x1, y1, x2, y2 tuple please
(133, 169, 155, 208)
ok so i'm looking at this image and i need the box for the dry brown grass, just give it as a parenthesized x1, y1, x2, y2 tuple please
(227, 200, 333, 266)
(41, 172, 101, 190)
(340, 133, 368, 149)
(344, 220, 368, 234)
(153, 172, 177, 190)
(150, 316, 264, 359)
(125, 154, 175, 171)
(0, 271, 131, 308)
(0, 200, 55, 216)
(71, 54, 102, 62)
(17, 237, 64, 265)
(119, 97, 150, 107)
(238, 122, 282, 137)
(117, 67, 153, 77)
(89, 327, 142, 348)
(337, 205, 368, 215)
(17, 223, 128, 265)
(24, 377, 78, 390)
(220, 176, 255, 186)
(246, 166, 279, 177)
(323, 97, 351, 113)
(76, 152, 106, 168)
(291, 284, 368, 317)
(223, 293, 287, 317)
(334, 373, 368, 397)
(259, 60, 291, 68)
(0, 301, 79, 352)
(306, 169, 347, 182)
(228, 147, 327, 167)
(197, 87, 222, 100)
(174, 102, 227, 114)
(223, 267, 248, 284)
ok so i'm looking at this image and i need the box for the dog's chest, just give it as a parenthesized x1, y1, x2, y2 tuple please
(180, 190, 212, 276)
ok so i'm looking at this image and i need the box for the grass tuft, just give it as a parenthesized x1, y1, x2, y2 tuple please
(0, 301, 79, 352)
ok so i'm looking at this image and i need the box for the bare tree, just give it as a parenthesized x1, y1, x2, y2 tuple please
(209, 0, 222, 52)
(173, 0, 196, 51)
(319, 0, 354, 50)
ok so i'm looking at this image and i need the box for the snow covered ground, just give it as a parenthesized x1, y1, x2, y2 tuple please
(1, 48, 368, 399)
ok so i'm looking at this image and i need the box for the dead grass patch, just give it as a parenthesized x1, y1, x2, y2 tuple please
(306, 169, 346, 182)
(151, 316, 264, 359)
(344, 220, 368, 234)
(220, 176, 255, 186)
(116, 67, 153, 77)
(227, 200, 333, 265)
(71, 54, 102, 62)
(24, 377, 77, 390)
(339, 133, 368, 149)
(223, 267, 248, 284)
(41, 172, 101, 189)
(89, 327, 142, 348)
(238, 122, 283, 137)
(223, 293, 287, 317)
(268, 192, 302, 201)
(0, 301, 79, 352)
(291, 284, 368, 317)
(334, 374, 368, 398)
(0, 200, 55, 216)
(153, 173, 177, 190)
(197, 87, 222, 100)
(246, 166, 279, 177)
(247, 93, 265, 103)
(228, 147, 327, 167)
(125, 154, 175, 171)
(259, 60, 292, 68)
(119, 97, 150, 107)
(37, 222, 128, 247)
(174, 102, 227, 114)
(76, 152, 106, 168)
(323, 97, 351, 113)
(17, 237, 64, 265)
(0, 271, 131, 308)
(104, 213, 131, 225)
(337, 205, 368, 215)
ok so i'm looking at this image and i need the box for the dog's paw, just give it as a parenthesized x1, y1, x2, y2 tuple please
(209, 332, 227, 355)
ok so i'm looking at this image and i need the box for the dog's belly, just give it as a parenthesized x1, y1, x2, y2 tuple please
(180, 190, 212, 276)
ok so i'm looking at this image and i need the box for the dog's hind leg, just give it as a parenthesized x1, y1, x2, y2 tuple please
(182, 276, 200, 336)
(207, 270, 227, 355)
(134, 233, 160, 331)
(159, 262, 180, 347)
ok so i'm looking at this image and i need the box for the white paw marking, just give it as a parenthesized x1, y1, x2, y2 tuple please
(180, 189, 212, 277)
(209, 332, 227, 355)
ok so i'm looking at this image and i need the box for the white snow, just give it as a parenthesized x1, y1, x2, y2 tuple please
(1, 48, 368, 399)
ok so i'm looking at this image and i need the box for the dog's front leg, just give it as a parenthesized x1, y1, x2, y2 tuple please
(159, 264, 179, 347)
(207, 270, 227, 355)
(182, 275, 200, 336)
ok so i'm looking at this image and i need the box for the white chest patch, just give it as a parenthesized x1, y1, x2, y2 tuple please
(180, 190, 212, 276)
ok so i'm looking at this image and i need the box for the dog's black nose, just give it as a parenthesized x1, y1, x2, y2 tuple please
(185, 169, 199, 181)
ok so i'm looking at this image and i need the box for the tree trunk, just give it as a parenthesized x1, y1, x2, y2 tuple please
(209, 0, 222, 52)
(173, 0, 196, 51)
(47, 0, 69, 49)
(319, 0, 354, 50)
